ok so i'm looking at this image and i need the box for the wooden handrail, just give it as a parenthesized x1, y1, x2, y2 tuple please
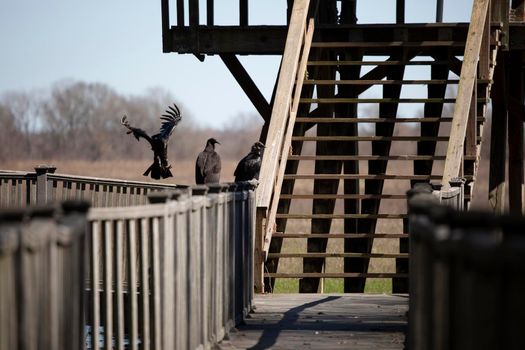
(256, 0, 311, 209)
(442, 0, 491, 189)
(263, 19, 315, 254)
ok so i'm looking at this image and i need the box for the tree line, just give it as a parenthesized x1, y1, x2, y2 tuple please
(0, 80, 261, 162)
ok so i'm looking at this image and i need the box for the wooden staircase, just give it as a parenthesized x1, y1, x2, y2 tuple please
(255, 0, 502, 294)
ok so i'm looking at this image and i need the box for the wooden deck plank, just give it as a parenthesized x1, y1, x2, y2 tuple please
(217, 294, 407, 350)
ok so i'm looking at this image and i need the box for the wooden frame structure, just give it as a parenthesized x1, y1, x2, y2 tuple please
(159, 0, 525, 294)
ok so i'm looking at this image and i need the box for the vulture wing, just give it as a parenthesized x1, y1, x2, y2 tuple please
(121, 115, 153, 145)
(159, 103, 182, 140)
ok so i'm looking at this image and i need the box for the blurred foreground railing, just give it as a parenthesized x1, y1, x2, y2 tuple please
(0, 181, 256, 350)
(0, 165, 182, 208)
(0, 202, 87, 350)
(408, 191, 525, 350)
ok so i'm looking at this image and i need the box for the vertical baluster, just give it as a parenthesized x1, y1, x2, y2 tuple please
(128, 220, 139, 350)
(151, 217, 161, 350)
(207, 0, 214, 25)
(18, 179, 23, 207)
(140, 218, 151, 350)
(104, 221, 113, 350)
(177, 0, 185, 27)
(189, 0, 199, 27)
(240, 0, 248, 26)
(115, 220, 125, 350)
(91, 221, 101, 350)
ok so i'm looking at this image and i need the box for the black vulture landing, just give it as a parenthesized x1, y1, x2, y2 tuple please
(234, 142, 265, 182)
(121, 104, 182, 180)
(195, 138, 222, 184)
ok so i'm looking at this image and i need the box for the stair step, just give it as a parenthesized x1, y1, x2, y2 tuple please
(283, 174, 446, 180)
(311, 41, 466, 48)
(279, 194, 406, 199)
(267, 252, 408, 258)
(292, 136, 450, 141)
(276, 213, 408, 219)
(264, 272, 408, 278)
(303, 79, 462, 85)
(272, 233, 408, 239)
(287, 155, 446, 161)
(307, 60, 456, 66)
(295, 117, 486, 123)
(300, 98, 489, 104)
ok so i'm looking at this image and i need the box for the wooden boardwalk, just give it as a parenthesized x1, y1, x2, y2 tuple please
(218, 294, 407, 350)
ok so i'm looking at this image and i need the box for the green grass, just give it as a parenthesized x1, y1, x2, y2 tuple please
(272, 278, 392, 294)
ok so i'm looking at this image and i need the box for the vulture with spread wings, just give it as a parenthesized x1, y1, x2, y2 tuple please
(121, 104, 182, 180)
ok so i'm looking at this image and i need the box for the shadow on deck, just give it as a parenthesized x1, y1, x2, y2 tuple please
(218, 294, 407, 350)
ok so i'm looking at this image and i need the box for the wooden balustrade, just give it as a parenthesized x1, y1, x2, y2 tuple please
(0, 202, 87, 350)
(0, 166, 183, 209)
(408, 194, 525, 350)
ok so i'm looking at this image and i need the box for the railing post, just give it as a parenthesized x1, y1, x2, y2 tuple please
(254, 207, 266, 293)
(449, 177, 466, 210)
(34, 165, 56, 205)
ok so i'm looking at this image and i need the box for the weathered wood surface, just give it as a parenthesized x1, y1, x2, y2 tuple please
(217, 294, 407, 350)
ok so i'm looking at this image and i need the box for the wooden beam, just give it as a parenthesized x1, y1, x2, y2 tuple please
(220, 54, 271, 121)
(240, 0, 248, 26)
(207, 0, 214, 26)
(436, 0, 444, 22)
(489, 53, 508, 214)
(161, 0, 171, 52)
(508, 52, 524, 214)
(256, 0, 311, 209)
(177, 0, 184, 27)
(396, 0, 405, 24)
(189, 0, 199, 27)
(442, 0, 490, 188)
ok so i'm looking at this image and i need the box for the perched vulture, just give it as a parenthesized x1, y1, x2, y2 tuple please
(195, 138, 221, 184)
(234, 141, 265, 182)
(121, 103, 181, 180)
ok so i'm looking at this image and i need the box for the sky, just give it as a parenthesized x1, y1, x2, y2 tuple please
(0, 0, 473, 128)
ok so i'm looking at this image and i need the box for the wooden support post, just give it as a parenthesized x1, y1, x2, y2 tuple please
(465, 82, 478, 158)
(436, 0, 444, 22)
(177, 0, 184, 27)
(508, 52, 524, 214)
(240, 0, 248, 26)
(35, 165, 56, 205)
(254, 208, 265, 293)
(207, 0, 214, 26)
(161, 0, 171, 52)
(189, 0, 199, 27)
(220, 54, 271, 121)
(396, 0, 405, 24)
(300, 50, 339, 294)
(489, 53, 508, 214)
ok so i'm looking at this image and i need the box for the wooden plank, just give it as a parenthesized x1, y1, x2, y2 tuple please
(140, 219, 151, 350)
(303, 79, 462, 85)
(465, 82, 478, 157)
(272, 233, 408, 238)
(280, 194, 406, 199)
(256, 0, 311, 209)
(293, 136, 450, 141)
(307, 60, 459, 66)
(489, 52, 508, 214)
(436, 0, 444, 22)
(128, 220, 139, 350)
(103, 221, 113, 350)
(284, 174, 444, 180)
(115, 220, 125, 350)
(301, 97, 461, 103)
(240, 0, 248, 26)
(268, 252, 408, 258)
(311, 41, 466, 48)
(442, 0, 490, 188)
(296, 117, 457, 123)
(397, 0, 405, 23)
(276, 213, 407, 219)
(220, 54, 271, 121)
(161, 0, 170, 51)
(288, 155, 446, 160)
(263, 19, 314, 253)
(151, 218, 161, 350)
(266, 272, 408, 278)
(189, 0, 199, 27)
(91, 222, 101, 350)
(176, 0, 184, 27)
(207, 0, 214, 26)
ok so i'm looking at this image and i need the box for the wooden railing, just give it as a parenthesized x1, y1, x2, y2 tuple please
(0, 181, 256, 350)
(85, 181, 256, 350)
(442, 0, 494, 188)
(0, 202, 87, 350)
(0, 166, 183, 208)
(408, 193, 525, 350)
(253, 0, 313, 293)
